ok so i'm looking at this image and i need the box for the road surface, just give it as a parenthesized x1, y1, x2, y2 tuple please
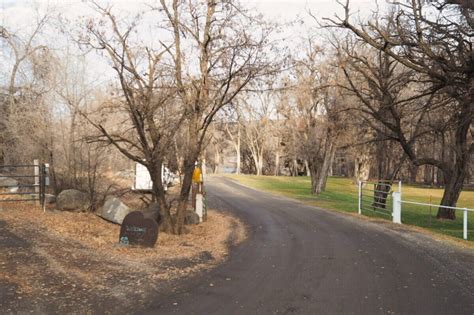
(150, 176, 474, 314)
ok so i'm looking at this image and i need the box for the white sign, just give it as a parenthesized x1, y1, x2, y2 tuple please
(133, 163, 178, 191)
(134, 163, 153, 190)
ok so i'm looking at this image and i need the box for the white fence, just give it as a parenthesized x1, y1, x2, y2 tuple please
(392, 192, 473, 240)
(357, 181, 472, 240)
(358, 180, 401, 216)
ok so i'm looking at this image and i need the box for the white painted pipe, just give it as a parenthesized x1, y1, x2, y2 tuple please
(463, 209, 468, 240)
(196, 193, 204, 223)
(392, 192, 401, 224)
(358, 181, 362, 215)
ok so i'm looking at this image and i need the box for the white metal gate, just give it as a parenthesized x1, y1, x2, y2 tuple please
(358, 180, 401, 217)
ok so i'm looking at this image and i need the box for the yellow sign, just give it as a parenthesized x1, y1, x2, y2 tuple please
(192, 167, 202, 183)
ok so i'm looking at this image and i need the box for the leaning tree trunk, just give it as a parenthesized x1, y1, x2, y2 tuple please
(436, 148, 469, 219)
(320, 147, 336, 192)
(314, 140, 336, 195)
(436, 100, 472, 220)
(251, 151, 263, 176)
(438, 168, 465, 220)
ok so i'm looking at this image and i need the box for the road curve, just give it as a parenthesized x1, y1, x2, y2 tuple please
(149, 176, 474, 314)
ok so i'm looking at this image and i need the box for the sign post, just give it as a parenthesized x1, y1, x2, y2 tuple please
(192, 164, 206, 222)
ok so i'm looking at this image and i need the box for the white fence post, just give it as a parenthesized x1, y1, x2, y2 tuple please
(196, 193, 204, 223)
(44, 163, 50, 186)
(463, 208, 468, 240)
(392, 192, 401, 224)
(34, 159, 39, 205)
(358, 181, 362, 215)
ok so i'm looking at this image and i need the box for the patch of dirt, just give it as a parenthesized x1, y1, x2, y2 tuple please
(0, 204, 246, 314)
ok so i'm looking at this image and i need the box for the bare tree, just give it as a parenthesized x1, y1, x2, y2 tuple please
(325, 0, 473, 219)
(290, 40, 347, 194)
(78, 1, 275, 234)
(78, 4, 179, 232)
(336, 37, 414, 205)
(238, 88, 275, 176)
(0, 12, 52, 165)
(158, 0, 276, 232)
(222, 108, 242, 174)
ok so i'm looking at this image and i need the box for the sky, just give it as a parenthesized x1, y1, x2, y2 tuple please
(1, 0, 385, 30)
(0, 0, 387, 89)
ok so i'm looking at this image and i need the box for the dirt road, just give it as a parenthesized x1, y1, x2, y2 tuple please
(150, 176, 474, 314)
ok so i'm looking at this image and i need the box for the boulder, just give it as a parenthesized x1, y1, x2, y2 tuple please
(0, 176, 19, 192)
(45, 194, 56, 204)
(185, 210, 200, 225)
(140, 203, 162, 224)
(119, 211, 158, 247)
(98, 197, 131, 224)
(56, 189, 91, 211)
(170, 210, 200, 226)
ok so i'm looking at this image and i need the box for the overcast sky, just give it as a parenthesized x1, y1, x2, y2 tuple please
(0, 0, 386, 88)
(1, 0, 385, 30)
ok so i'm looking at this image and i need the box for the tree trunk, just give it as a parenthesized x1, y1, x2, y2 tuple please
(354, 150, 370, 183)
(436, 100, 471, 219)
(213, 148, 220, 173)
(437, 169, 464, 219)
(436, 132, 446, 187)
(292, 158, 298, 176)
(423, 165, 432, 185)
(313, 135, 336, 195)
(236, 125, 241, 174)
(252, 151, 263, 176)
(236, 149, 241, 174)
(257, 156, 263, 176)
(309, 161, 319, 195)
(321, 147, 336, 192)
(175, 157, 196, 234)
(409, 163, 418, 184)
(148, 161, 174, 233)
(274, 149, 280, 176)
(304, 160, 310, 176)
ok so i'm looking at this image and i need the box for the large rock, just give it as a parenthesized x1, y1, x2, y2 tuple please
(170, 210, 200, 226)
(56, 189, 91, 211)
(45, 194, 56, 204)
(0, 176, 19, 192)
(140, 203, 162, 223)
(185, 210, 200, 225)
(98, 197, 131, 224)
(119, 211, 158, 247)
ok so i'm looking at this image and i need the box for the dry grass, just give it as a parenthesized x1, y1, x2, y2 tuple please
(0, 202, 247, 296)
(1, 203, 246, 264)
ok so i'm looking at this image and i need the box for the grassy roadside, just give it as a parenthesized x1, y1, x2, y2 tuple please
(225, 175, 474, 241)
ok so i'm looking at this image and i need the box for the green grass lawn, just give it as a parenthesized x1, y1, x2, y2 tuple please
(226, 175, 474, 241)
